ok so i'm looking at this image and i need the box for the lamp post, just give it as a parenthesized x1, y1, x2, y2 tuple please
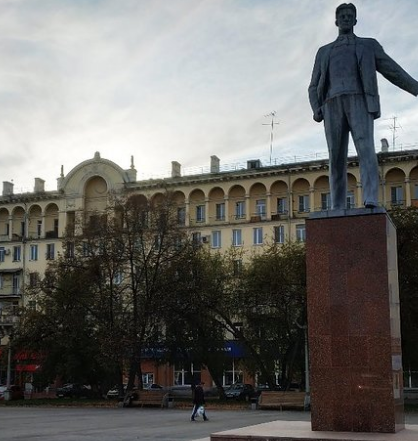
(296, 320, 310, 410)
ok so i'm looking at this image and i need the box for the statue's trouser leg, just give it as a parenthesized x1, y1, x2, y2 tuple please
(324, 97, 349, 210)
(345, 95, 379, 207)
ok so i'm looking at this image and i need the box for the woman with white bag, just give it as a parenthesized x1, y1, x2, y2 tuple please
(190, 381, 209, 421)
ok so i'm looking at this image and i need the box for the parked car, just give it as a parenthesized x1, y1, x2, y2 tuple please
(0, 385, 24, 400)
(144, 383, 163, 390)
(56, 383, 92, 398)
(254, 384, 281, 396)
(106, 384, 127, 399)
(224, 383, 255, 401)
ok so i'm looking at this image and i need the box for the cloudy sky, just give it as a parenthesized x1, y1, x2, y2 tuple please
(2, 0, 418, 192)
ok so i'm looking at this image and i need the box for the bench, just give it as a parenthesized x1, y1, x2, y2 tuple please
(258, 391, 306, 410)
(129, 390, 171, 408)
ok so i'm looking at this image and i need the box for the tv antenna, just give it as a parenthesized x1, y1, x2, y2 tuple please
(388, 115, 402, 149)
(263, 111, 279, 165)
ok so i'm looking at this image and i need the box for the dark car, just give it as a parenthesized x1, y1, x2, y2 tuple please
(254, 384, 281, 396)
(56, 383, 92, 398)
(144, 383, 163, 390)
(224, 383, 255, 401)
(0, 385, 24, 400)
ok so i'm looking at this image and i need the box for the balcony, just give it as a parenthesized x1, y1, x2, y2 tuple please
(45, 230, 59, 239)
(0, 314, 19, 327)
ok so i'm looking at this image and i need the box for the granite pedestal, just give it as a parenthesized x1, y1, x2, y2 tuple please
(306, 208, 404, 433)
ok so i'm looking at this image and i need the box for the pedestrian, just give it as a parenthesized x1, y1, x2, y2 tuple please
(190, 381, 208, 421)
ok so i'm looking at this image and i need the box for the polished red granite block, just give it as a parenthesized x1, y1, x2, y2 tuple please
(306, 211, 404, 433)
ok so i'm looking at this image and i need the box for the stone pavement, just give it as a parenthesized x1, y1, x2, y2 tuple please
(209, 420, 418, 441)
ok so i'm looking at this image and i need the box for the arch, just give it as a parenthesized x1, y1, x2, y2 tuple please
(189, 189, 205, 203)
(385, 167, 406, 206)
(45, 203, 60, 238)
(84, 176, 108, 213)
(347, 173, 358, 208)
(292, 178, 310, 214)
(189, 189, 206, 225)
(249, 183, 267, 219)
(208, 187, 226, 223)
(228, 185, 245, 199)
(228, 185, 246, 221)
(313, 175, 330, 211)
(11, 206, 25, 239)
(27, 204, 42, 239)
(61, 152, 129, 196)
(270, 180, 289, 217)
(409, 166, 418, 202)
(0, 208, 10, 240)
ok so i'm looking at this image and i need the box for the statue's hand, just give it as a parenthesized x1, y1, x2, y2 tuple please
(313, 109, 323, 123)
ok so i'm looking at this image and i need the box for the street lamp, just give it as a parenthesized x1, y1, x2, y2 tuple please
(296, 320, 310, 410)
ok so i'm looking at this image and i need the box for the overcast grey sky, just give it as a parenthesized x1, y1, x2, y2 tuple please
(1, 0, 418, 192)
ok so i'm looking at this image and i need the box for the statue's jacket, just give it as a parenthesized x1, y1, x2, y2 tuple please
(308, 35, 418, 120)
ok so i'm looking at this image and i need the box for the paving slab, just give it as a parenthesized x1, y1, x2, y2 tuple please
(210, 420, 418, 441)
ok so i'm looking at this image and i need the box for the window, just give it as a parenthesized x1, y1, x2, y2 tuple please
(0, 274, 3, 289)
(232, 229, 242, 246)
(296, 224, 306, 242)
(212, 231, 221, 248)
(66, 241, 75, 258)
(192, 232, 202, 244)
(391, 186, 403, 205)
(233, 259, 243, 276)
(0, 247, 4, 262)
(27, 300, 37, 311)
(235, 201, 245, 219)
(274, 225, 285, 244)
(277, 197, 287, 214)
(196, 205, 205, 223)
(298, 195, 310, 212)
(174, 363, 200, 385)
(46, 243, 55, 260)
(253, 227, 263, 245)
(37, 220, 42, 238)
(415, 184, 418, 199)
(12, 273, 20, 294)
(321, 193, 331, 210)
(215, 203, 225, 221)
(13, 246, 21, 262)
(21, 221, 25, 237)
(347, 192, 355, 209)
(177, 207, 186, 225)
(82, 242, 91, 257)
(29, 272, 39, 288)
(114, 270, 123, 285)
(256, 199, 266, 219)
(30, 244, 38, 261)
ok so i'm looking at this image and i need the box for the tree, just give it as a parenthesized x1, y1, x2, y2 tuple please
(239, 241, 307, 388)
(390, 206, 418, 372)
(15, 191, 190, 396)
(164, 241, 307, 391)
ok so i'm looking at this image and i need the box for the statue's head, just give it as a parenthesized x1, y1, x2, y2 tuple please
(335, 3, 357, 32)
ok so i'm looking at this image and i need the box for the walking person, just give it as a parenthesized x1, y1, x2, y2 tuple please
(190, 381, 208, 421)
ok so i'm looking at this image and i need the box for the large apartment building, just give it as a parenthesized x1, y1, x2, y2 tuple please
(0, 148, 418, 383)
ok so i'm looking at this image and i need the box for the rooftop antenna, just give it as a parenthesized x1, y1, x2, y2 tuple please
(263, 111, 279, 165)
(388, 115, 402, 149)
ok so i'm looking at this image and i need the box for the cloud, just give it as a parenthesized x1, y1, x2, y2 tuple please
(0, 0, 418, 191)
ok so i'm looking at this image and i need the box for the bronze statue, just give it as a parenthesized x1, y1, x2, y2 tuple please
(308, 3, 418, 209)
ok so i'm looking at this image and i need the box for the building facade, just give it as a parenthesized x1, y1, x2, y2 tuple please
(1, 148, 418, 385)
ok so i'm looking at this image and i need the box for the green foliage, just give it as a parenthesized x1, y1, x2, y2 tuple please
(390, 207, 418, 370)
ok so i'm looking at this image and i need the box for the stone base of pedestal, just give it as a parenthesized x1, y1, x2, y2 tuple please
(306, 209, 404, 433)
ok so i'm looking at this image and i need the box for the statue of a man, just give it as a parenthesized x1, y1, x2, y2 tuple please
(308, 3, 418, 209)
